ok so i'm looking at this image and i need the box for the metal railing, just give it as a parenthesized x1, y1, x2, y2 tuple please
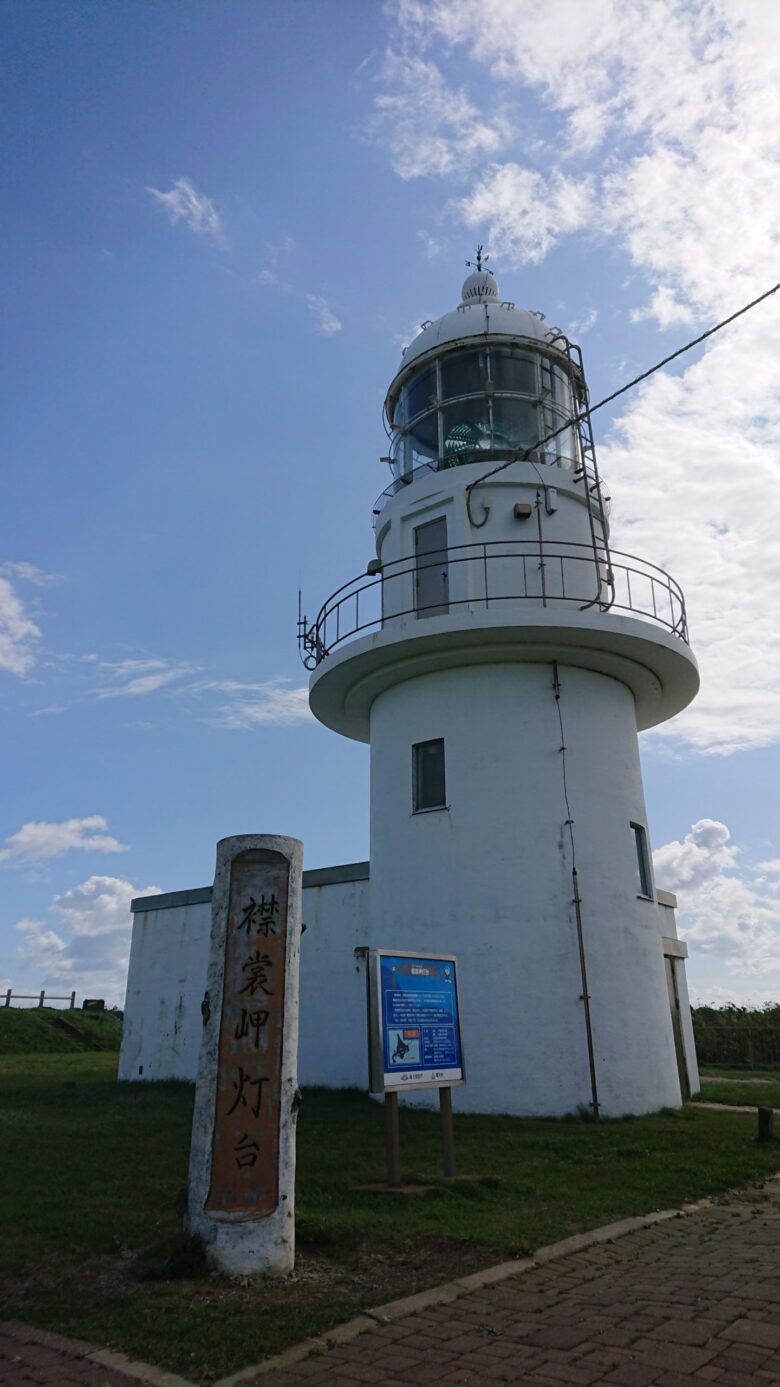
(299, 539, 688, 669)
(4, 988, 77, 1009)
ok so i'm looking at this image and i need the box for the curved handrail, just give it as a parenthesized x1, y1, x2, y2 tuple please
(298, 540, 689, 670)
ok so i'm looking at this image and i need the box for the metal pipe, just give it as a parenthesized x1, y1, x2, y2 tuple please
(385, 1092, 401, 1188)
(535, 492, 547, 607)
(439, 1087, 456, 1177)
(553, 661, 600, 1123)
(572, 867, 600, 1122)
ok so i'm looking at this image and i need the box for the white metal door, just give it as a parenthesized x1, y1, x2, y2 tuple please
(414, 517, 449, 617)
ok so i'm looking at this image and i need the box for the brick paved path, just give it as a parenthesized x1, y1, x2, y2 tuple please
(0, 1322, 191, 1387)
(252, 1185, 780, 1387)
(3, 1187, 780, 1386)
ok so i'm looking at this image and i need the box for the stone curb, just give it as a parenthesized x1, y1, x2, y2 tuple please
(695, 1100, 780, 1114)
(7, 1173, 776, 1387)
(211, 1317, 377, 1387)
(0, 1320, 197, 1387)
(209, 1197, 713, 1385)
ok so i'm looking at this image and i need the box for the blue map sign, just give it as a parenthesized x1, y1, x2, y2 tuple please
(370, 951, 464, 1092)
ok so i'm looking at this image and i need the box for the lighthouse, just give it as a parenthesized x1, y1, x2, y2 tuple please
(301, 259, 700, 1119)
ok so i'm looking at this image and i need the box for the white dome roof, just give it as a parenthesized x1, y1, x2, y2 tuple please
(397, 270, 563, 374)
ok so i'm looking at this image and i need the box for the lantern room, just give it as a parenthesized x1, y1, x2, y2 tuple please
(384, 267, 584, 481)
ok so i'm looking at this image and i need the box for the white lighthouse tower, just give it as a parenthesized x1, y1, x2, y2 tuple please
(301, 259, 699, 1118)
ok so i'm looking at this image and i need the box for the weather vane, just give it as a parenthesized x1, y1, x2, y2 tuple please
(466, 245, 489, 272)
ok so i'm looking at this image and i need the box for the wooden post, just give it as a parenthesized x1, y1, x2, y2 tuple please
(385, 1091, 401, 1188)
(757, 1107, 774, 1142)
(439, 1086, 456, 1177)
(69, 991, 76, 1010)
(4, 989, 11, 1008)
(38, 990, 45, 1008)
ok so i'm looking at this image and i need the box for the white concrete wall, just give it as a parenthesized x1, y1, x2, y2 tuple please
(376, 459, 607, 626)
(120, 835, 695, 1116)
(369, 661, 683, 1118)
(119, 873, 370, 1086)
(119, 894, 212, 1082)
(657, 893, 700, 1098)
(298, 877, 370, 1089)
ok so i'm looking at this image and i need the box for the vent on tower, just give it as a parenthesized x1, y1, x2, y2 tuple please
(461, 270, 499, 303)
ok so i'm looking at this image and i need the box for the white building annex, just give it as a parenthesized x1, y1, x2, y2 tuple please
(121, 261, 701, 1117)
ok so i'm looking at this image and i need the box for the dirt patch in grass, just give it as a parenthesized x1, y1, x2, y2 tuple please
(0, 1231, 497, 1384)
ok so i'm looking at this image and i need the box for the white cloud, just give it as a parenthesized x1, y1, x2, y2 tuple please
(629, 285, 694, 329)
(0, 574, 42, 676)
(0, 561, 57, 682)
(387, 0, 780, 303)
(569, 307, 599, 337)
(254, 251, 343, 338)
(147, 177, 225, 246)
(654, 821, 780, 988)
(654, 819, 737, 892)
(378, 0, 780, 755)
(602, 313, 780, 754)
(14, 875, 161, 1003)
(0, 815, 128, 865)
(453, 163, 595, 265)
(369, 50, 508, 180)
(305, 293, 343, 336)
(758, 860, 780, 878)
(0, 561, 59, 587)
(91, 657, 200, 700)
(197, 679, 312, 730)
(417, 230, 442, 260)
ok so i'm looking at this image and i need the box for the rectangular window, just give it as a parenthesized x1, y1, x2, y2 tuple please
(414, 516, 449, 617)
(631, 822, 653, 898)
(413, 739, 446, 812)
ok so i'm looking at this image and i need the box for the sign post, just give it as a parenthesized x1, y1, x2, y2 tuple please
(187, 835, 303, 1275)
(368, 951, 464, 1185)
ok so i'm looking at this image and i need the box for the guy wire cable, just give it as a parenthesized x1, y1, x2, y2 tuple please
(466, 279, 780, 526)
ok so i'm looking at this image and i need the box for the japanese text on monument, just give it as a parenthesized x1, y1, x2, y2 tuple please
(206, 858, 289, 1216)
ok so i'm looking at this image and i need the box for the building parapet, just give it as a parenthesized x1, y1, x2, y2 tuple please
(130, 861, 370, 915)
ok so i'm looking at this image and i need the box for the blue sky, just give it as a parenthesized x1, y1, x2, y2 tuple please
(2, 0, 779, 1005)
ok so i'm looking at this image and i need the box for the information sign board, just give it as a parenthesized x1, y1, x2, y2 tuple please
(368, 950, 464, 1093)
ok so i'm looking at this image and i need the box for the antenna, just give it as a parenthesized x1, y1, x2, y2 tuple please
(465, 245, 490, 273)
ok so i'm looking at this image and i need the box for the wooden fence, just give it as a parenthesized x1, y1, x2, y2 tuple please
(4, 989, 77, 1009)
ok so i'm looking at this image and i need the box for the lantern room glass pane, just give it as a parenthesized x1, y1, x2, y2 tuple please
(442, 399, 492, 463)
(406, 409, 439, 461)
(490, 348, 537, 395)
(543, 418, 577, 469)
(491, 397, 541, 454)
(390, 432, 409, 477)
(440, 349, 489, 400)
(550, 363, 574, 411)
(405, 365, 438, 421)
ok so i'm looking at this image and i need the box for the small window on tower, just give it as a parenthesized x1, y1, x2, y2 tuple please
(631, 822, 653, 898)
(413, 739, 446, 813)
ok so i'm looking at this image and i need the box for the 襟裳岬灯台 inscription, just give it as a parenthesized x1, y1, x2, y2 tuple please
(186, 835, 303, 1274)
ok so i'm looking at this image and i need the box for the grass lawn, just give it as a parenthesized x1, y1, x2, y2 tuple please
(0, 1005, 122, 1053)
(696, 1065, 780, 1110)
(2, 1053, 780, 1384)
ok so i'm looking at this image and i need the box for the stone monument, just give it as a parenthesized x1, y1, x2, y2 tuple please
(186, 834, 303, 1274)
